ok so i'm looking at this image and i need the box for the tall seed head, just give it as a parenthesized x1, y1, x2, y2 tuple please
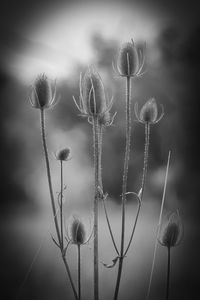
(82, 69, 107, 116)
(117, 42, 140, 77)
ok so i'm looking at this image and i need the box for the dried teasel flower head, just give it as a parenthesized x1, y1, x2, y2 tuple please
(114, 39, 145, 78)
(73, 68, 114, 121)
(66, 215, 93, 246)
(29, 74, 57, 109)
(158, 211, 183, 248)
(134, 98, 164, 125)
(55, 147, 71, 161)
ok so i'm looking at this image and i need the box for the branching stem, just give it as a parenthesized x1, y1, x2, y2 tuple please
(40, 109, 78, 300)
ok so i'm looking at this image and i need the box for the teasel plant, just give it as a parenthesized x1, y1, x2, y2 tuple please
(65, 215, 94, 300)
(109, 39, 148, 300)
(29, 74, 79, 300)
(158, 210, 183, 300)
(73, 68, 115, 300)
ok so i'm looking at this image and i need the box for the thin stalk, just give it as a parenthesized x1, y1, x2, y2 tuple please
(62, 255, 79, 300)
(40, 109, 78, 300)
(40, 109, 61, 245)
(98, 125, 103, 189)
(140, 122, 150, 200)
(93, 116, 100, 300)
(102, 195, 119, 255)
(60, 160, 64, 248)
(124, 122, 150, 258)
(114, 76, 131, 300)
(146, 151, 171, 300)
(78, 245, 81, 300)
(123, 200, 141, 257)
(166, 247, 171, 300)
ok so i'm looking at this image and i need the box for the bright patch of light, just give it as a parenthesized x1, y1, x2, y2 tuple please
(10, 2, 162, 83)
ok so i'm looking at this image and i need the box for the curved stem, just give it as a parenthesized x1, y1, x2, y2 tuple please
(123, 201, 141, 257)
(93, 116, 100, 300)
(114, 76, 131, 300)
(60, 160, 64, 249)
(102, 195, 119, 255)
(40, 109, 78, 300)
(78, 245, 81, 300)
(166, 247, 171, 300)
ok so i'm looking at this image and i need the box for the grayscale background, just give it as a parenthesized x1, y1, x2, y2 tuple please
(0, 0, 199, 299)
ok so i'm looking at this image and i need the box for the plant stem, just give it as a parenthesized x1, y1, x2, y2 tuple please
(40, 109, 78, 300)
(114, 76, 131, 300)
(166, 247, 171, 300)
(98, 125, 103, 189)
(60, 160, 64, 248)
(93, 116, 100, 300)
(140, 122, 150, 200)
(77, 245, 81, 300)
(40, 109, 61, 245)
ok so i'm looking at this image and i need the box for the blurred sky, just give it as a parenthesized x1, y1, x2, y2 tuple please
(0, 0, 200, 299)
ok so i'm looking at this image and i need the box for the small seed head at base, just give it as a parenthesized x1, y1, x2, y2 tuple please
(134, 98, 164, 125)
(56, 147, 71, 161)
(140, 98, 158, 123)
(68, 216, 86, 246)
(158, 211, 183, 248)
(29, 74, 57, 109)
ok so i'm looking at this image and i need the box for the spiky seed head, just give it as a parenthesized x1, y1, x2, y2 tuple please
(139, 98, 158, 123)
(158, 211, 183, 248)
(69, 217, 86, 245)
(82, 69, 107, 116)
(117, 42, 140, 77)
(29, 74, 57, 109)
(56, 147, 71, 161)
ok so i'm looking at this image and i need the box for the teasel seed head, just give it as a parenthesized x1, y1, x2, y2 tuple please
(158, 211, 183, 248)
(68, 216, 86, 246)
(55, 147, 71, 161)
(134, 98, 164, 125)
(29, 74, 57, 109)
(73, 68, 114, 122)
(114, 39, 145, 78)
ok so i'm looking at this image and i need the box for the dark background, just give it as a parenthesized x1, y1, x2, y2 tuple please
(0, 0, 200, 299)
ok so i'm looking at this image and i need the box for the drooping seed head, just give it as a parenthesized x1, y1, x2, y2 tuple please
(82, 69, 107, 116)
(158, 211, 183, 248)
(116, 40, 145, 77)
(69, 216, 86, 245)
(56, 147, 71, 161)
(29, 74, 57, 109)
